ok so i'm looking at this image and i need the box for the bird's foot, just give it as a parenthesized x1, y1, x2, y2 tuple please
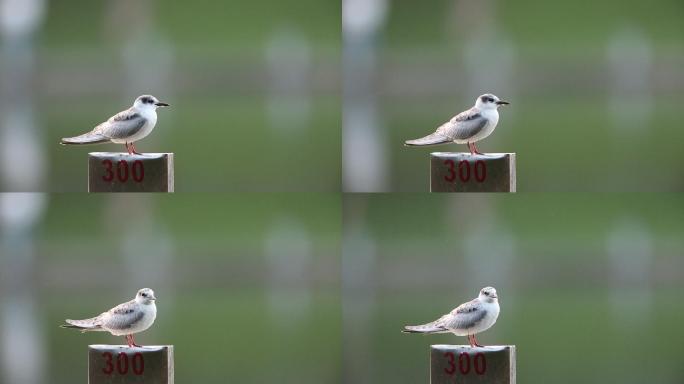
(472, 144, 484, 155)
(129, 143, 142, 155)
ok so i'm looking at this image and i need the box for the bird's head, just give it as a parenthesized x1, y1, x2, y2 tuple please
(133, 95, 170, 110)
(135, 288, 156, 304)
(475, 93, 509, 110)
(479, 286, 498, 302)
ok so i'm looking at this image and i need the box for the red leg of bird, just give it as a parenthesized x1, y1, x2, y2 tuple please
(472, 334, 484, 347)
(130, 334, 142, 348)
(467, 334, 474, 347)
(467, 142, 475, 155)
(472, 143, 484, 155)
(130, 143, 142, 155)
(125, 142, 133, 155)
(124, 335, 132, 347)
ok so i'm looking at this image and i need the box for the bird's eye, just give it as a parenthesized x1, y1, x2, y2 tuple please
(141, 293, 147, 297)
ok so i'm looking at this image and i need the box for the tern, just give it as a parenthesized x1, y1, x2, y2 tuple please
(405, 94, 509, 155)
(61, 288, 157, 348)
(403, 287, 500, 347)
(60, 95, 169, 155)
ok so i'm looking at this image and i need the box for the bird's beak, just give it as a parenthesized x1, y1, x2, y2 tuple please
(155, 102, 170, 107)
(495, 100, 509, 106)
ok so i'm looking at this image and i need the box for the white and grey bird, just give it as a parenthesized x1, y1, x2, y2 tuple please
(405, 94, 509, 155)
(403, 287, 500, 347)
(60, 95, 169, 155)
(61, 288, 157, 348)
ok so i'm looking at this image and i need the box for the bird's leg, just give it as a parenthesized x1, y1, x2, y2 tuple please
(125, 142, 133, 155)
(472, 143, 484, 155)
(472, 335, 484, 347)
(125, 335, 133, 347)
(467, 142, 475, 155)
(130, 143, 142, 155)
(467, 334, 474, 347)
(129, 334, 142, 348)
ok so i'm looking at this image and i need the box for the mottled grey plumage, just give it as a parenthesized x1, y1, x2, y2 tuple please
(403, 299, 487, 333)
(405, 108, 488, 146)
(98, 111, 146, 139)
(439, 110, 487, 141)
(62, 300, 145, 332)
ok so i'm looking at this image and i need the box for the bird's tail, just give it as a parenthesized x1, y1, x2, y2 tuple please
(60, 132, 109, 145)
(404, 132, 451, 147)
(402, 323, 449, 334)
(61, 317, 103, 333)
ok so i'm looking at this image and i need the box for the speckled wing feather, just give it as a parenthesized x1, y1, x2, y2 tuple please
(402, 313, 453, 334)
(93, 109, 146, 140)
(403, 298, 487, 334)
(442, 299, 487, 330)
(102, 300, 145, 331)
(436, 107, 487, 141)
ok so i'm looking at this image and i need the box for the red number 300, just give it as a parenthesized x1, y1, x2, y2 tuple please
(444, 160, 487, 183)
(102, 352, 144, 376)
(443, 352, 486, 376)
(102, 160, 144, 183)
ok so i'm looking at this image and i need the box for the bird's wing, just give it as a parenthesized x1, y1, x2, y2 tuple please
(403, 310, 463, 334)
(404, 132, 451, 146)
(442, 299, 487, 330)
(63, 315, 105, 331)
(437, 108, 487, 141)
(94, 109, 146, 140)
(101, 301, 145, 331)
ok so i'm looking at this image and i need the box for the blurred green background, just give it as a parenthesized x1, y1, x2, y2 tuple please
(343, 0, 684, 191)
(0, 0, 340, 192)
(343, 194, 684, 383)
(0, 194, 340, 383)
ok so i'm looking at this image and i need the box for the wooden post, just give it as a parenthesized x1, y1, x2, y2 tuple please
(88, 153, 174, 193)
(430, 345, 515, 384)
(430, 153, 516, 192)
(88, 345, 174, 384)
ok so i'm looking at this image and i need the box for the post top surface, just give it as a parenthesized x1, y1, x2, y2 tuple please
(89, 344, 173, 351)
(89, 152, 172, 159)
(431, 344, 514, 352)
(431, 152, 514, 159)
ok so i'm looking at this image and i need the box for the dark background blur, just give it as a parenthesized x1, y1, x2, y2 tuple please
(343, 194, 684, 383)
(0, 194, 340, 383)
(0, 0, 340, 192)
(343, 0, 684, 191)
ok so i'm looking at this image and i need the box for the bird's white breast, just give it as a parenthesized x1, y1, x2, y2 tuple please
(128, 108, 157, 143)
(469, 109, 499, 143)
(131, 302, 157, 334)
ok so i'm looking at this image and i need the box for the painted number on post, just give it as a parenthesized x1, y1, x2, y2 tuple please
(444, 352, 486, 378)
(443, 160, 486, 183)
(102, 160, 145, 183)
(102, 352, 145, 376)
